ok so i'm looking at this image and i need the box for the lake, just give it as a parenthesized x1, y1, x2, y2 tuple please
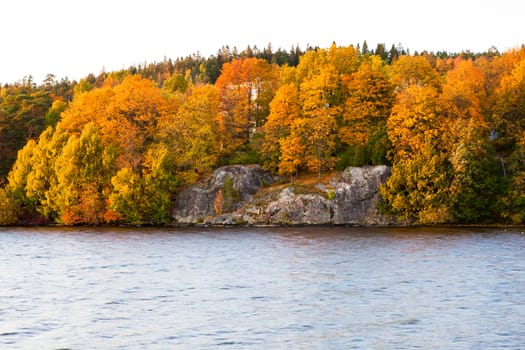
(1, 226, 524, 349)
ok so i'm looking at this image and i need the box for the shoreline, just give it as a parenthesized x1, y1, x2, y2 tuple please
(2, 222, 525, 230)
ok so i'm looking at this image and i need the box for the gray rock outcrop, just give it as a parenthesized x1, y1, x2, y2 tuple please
(265, 187, 332, 224)
(331, 165, 391, 224)
(262, 165, 391, 225)
(172, 164, 393, 225)
(173, 165, 274, 224)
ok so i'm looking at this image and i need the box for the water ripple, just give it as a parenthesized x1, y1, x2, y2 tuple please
(0, 226, 524, 349)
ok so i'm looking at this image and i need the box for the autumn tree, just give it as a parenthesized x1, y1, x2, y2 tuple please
(380, 142, 453, 223)
(340, 56, 394, 166)
(59, 85, 115, 136)
(109, 143, 178, 224)
(382, 84, 452, 222)
(159, 84, 219, 183)
(215, 58, 279, 159)
(480, 46, 525, 98)
(440, 59, 487, 122)
(0, 188, 18, 224)
(4, 139, 38, 215)
(446, 118, 499, 222)
(389, 55, 441, 91)
(61, 75, 171, 171)
(263, 44, 360, 178)
(277, 135, 305, 181)
(492, 58, 525, 151)
(327, 43, 360, 77)
(288, 114, 336, 179)
(294, 43, 358, 79)
(25, 126, 70, 220)
(439, 60, 499, 223)
(492, 58, 525, 222)
(297, 65, 339, 177)
(46, 123, 115, 224)
(0, 85, 52, 179)
(261, 84, 301, 172)
(384, 59, 501, 223)
(108, 75, 170, 169)
(387, 85, 442, 159)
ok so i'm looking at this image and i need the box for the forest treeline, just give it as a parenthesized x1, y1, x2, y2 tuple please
(1, 42, 524, 225)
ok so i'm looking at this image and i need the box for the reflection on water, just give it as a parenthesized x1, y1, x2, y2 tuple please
(1, 226, 525, 349)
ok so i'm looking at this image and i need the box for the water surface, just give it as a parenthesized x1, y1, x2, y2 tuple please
(1, 226, 524, 349)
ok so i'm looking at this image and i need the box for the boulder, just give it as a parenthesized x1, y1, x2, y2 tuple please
(173, 165, 274, 224)
(265, 187, 332, 225)
(331, 165, 391, 224)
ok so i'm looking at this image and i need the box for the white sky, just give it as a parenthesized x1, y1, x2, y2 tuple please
(1, 0, 523, 84)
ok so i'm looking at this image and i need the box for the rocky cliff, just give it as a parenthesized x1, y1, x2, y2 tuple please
(173, 165, 275, 224)
(172, 164, 393, 225)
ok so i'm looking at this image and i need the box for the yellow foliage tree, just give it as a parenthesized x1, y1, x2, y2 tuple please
(278, 135, 305, 181)
(298, 65, 339, 177)
(390, 55, 441, 91)
(340, 57, 394, 147)
(159, 84, 219, 183)
(261, 84, 301, 171)
(380, 142, 453, 223)
(47, 123, 112, 224)
(387, 85, 442, 160)
(109, 167, 143, 224)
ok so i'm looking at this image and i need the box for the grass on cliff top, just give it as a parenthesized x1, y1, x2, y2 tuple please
(256, 171, 342, 200)
(290, 171, 341, 187)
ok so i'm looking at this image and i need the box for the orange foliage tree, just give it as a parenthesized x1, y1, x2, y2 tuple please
(215, 57, 280, 159)
(340, 56, 394, 165)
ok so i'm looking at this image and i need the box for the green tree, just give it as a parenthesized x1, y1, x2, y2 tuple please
(44, 99, 67, 127)
(220, 174, 241, 213)
(162, 73, 190, 94)
(439, 60, 499, 223)
(447, 118, 499, 223)
(0, 86, 52, 179)
(499, 135, 525, 223)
